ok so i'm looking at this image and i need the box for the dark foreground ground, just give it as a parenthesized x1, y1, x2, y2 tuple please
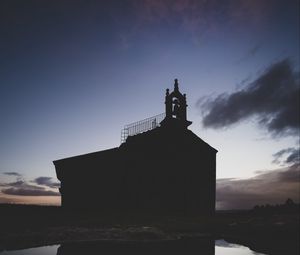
(0, 205, 299, 255)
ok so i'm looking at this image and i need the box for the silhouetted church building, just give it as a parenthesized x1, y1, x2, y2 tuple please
(54, 80, 217, 215)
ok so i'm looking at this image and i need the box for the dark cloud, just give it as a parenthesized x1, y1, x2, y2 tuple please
(199, 59, 300, 137)
(0, 180, 24, 187)
(2, 172, 21, 176)
(33, 177, 60, 188)
(286, 149, 300, 164)
(2, 188, 59, 196)
(277, 163, 300, 182)
(5, 181, 24, 187)
(273, 147, 300, 165)
(216, 164, 300, 209)
(0, 175, 60, 197)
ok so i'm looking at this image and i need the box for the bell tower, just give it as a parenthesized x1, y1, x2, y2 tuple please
(161, 79, 192, 128)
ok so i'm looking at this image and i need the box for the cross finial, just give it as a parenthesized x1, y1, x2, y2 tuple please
(174, 78, 179, 91)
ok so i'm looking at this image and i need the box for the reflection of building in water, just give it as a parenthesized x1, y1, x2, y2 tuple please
(56, 238, 215, 255)
(54, 79, 217, 216)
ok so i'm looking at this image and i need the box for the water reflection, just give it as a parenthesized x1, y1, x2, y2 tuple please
(0, 240, 266, 255)
(215, 240, 265, 255)
(0, 245, 58, 255)
(57, 238, 215, 254)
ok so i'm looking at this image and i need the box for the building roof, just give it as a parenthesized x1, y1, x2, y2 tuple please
(53, 147, 118, 165)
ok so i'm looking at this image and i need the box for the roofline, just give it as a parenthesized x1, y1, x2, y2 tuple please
(53, 147, 119, 164)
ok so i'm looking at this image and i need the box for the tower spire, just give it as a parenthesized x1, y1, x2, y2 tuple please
(161, 79, 192, 128)
(174, 78, 179, 92)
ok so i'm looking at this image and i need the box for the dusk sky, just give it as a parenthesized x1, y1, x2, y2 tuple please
(0, 0, 299, 209)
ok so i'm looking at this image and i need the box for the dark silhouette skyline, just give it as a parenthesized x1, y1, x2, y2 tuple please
(54, 80, 217, 215)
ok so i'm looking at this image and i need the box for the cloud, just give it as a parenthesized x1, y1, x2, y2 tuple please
(0, 175, 60, 197)
(1, 188, 59, 196)
(0, 179, 26, 188)
(286, 150, 300, 164)
(0, 180, 24, 187)
(216, 164, 300, 210)
(277, 163, 300, 182)
(273, 147, 300, 165)
(199, 59, 300, 137)
(2, 172, 21, 176)
(33, 177, 60, 188)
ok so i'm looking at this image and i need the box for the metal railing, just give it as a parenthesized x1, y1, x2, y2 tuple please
(121, 113, 165, 143)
